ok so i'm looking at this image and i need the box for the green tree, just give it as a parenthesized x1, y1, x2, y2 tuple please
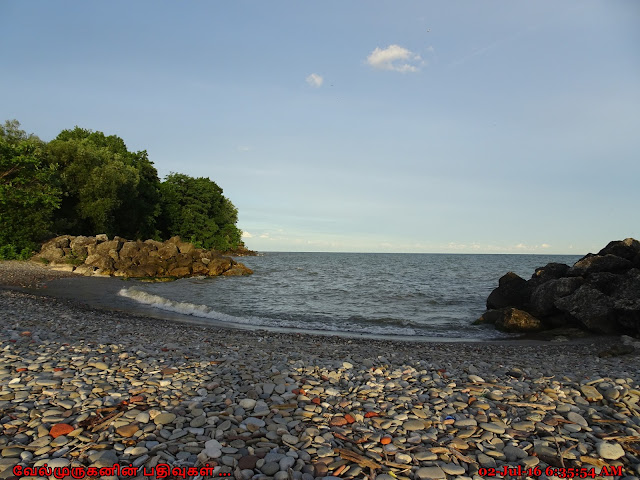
(46, 127, 161, 238)
(0, 120, 61, 257)
(158, 173, 243, 251)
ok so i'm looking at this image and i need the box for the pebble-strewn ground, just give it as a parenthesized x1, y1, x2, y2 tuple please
(1, 262, 640, 480)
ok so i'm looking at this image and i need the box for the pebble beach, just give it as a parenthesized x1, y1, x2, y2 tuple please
(1, 261, 640, 480)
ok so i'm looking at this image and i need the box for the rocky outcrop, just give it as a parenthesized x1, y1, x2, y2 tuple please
(36, 235, 253, 279)
(477, 238, 640, 335)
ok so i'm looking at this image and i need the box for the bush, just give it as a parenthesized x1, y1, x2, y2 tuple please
(0, 244, 35, 260)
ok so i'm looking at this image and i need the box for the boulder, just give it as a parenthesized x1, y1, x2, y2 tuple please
(531, 263, 570, 282)
(157, 242, 179, 260)
(486, 272, 529, 310)
(554, 285, 616, 334)
(476, 308, 543, 333)
(530, 277, 583, 318)
(84, 254, 115, 272)
(585, 272, 623, 295)
(69, 236, 95, 258)
(119, 241, 141, 259)
(567, 254, 632, 277)
(598, 238, 640, 261)
(208, 257, 233, 276)
(168, 266, 191, 277)
(38, 245, 66, 264)
(612, 269, 640, 334)
(223, 264, 254, 276)
(95, 239, 123, 256)
(192, 262, 210, 275)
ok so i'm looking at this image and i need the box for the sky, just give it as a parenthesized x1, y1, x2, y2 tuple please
(2, 1, 639, 254)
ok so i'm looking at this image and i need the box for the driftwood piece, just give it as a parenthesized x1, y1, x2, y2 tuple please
(335, 448, 381, 470)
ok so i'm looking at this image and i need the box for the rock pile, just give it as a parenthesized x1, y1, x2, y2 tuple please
(35, 235, 253, 279)
(476, 238, 640, 335)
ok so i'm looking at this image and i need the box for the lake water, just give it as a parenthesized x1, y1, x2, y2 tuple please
(117, 252, 582, 340)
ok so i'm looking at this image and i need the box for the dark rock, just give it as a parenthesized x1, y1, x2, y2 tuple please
(612, 269, 640, 334)
(479, 238, 640, 336)
(530, 277, 583, 317)
(598, 238, 640, 261)
(567, 254, 632, 277)
(586, 272, 624, 295)
(238, 455, 258, 470)
(554, 285, 616, 334)
(476, 308, 543, 333)
(486, 272, 529, 310)
(531, 263, 570, 282)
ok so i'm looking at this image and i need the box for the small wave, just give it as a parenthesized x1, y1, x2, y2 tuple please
(117, 287, 417, 336)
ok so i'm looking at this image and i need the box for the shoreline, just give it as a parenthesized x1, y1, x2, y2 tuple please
(1, 260, 640, 479)
(0, 260, 606, 344)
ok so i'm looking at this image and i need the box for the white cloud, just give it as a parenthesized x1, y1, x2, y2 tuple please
(241, 231, 253, 239)
(237, 146, 251, 152)
(366, 44, 423, 73)
(259, 233, 270, 239)
(305, 73, 324, 88)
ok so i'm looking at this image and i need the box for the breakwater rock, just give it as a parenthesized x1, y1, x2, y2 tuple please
(476, 238, 640, 335)
(35, 235, 253, 279)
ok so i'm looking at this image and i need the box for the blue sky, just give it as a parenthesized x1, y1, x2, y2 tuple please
(2, 1, 639, 254)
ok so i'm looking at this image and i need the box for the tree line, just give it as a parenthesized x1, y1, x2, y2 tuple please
(0, 120, 244, 259)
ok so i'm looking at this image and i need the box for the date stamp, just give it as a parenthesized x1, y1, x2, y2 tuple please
(479, 465, 623, 478)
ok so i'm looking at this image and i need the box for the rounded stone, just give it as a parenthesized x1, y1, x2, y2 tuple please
(597, 442, 625, 460)
(261, 462, 280, 476)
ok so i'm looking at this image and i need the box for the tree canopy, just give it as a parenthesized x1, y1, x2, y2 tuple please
(0, 120, 245, 258)
(0, 121, 61, 257)
(159, 173, 243, 251)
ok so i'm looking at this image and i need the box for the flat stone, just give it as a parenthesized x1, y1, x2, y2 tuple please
(403, 419, 425, 431)
(480, 422, 505, 434)
(153, 413, 176, 425)
(566, 412, 587, 427)
(440, 463, 466, 475)
(580, 385, 603, 402)
(414, 450, 437, 461)
(416, 466, 446, 479)
(190, 415, 206, 428)
(116, 424, 139, 437)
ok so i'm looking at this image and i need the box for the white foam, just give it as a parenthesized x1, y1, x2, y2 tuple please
(117, 287, 418, 336)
